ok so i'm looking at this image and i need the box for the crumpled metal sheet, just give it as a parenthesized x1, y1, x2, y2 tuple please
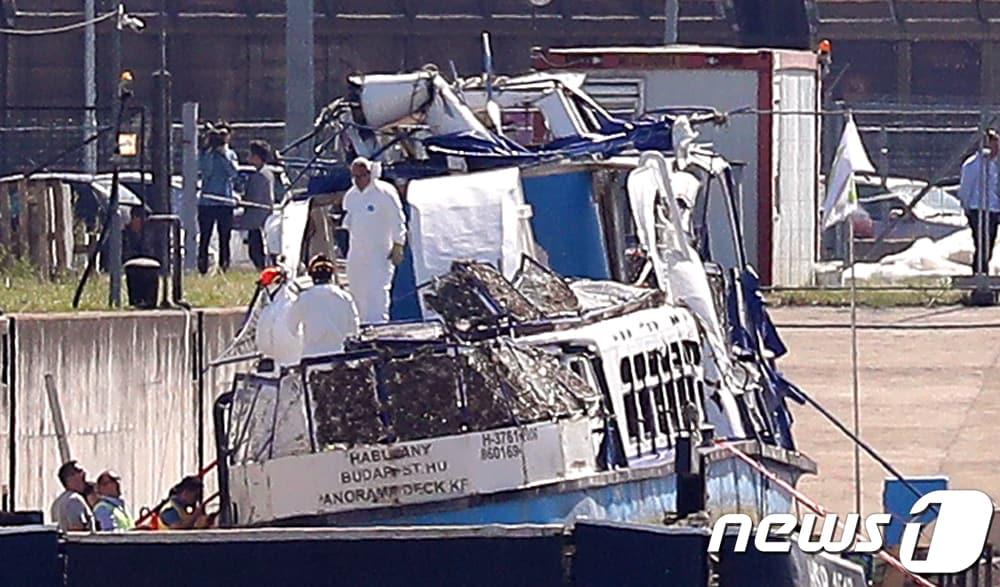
(308, 360, 383, 447)
(512, 257, 580, 316)
(480, 340, 602, 421)
(301, 339, 602, 446)
(423, 261, 541, 331)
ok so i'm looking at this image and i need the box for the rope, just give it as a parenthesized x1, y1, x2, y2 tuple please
(715, 440, 936, 587)
(0, 10, 117, 36)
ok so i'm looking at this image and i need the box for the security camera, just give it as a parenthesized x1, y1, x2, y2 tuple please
(529, 0, 552, 6)
(121, 14, 145, 32)
(117, 5, 146, 32)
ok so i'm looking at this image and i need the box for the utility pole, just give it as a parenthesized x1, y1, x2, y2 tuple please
(84, 0, 98, 173)
(664, 0, 679, 44)
(151, 0, 172, 295)
(286, 0, 315, 155)
(106, 0, 123, 166)
(181, 102, 199, 270)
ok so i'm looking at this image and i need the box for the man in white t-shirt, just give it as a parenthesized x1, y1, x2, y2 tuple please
(50, 460, 95, 532)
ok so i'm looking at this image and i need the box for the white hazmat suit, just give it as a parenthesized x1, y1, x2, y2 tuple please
(255, 283, 304, 368)
(343, 178, 406, 323)
(288, 281, 361, 358)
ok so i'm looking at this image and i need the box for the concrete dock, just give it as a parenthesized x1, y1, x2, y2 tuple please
(775, 305, 1000, 517)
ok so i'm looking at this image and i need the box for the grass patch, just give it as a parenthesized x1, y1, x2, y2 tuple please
(766, 276, 964, 307)
(766, 288, 964, 308)
(0, 259, 258, 313)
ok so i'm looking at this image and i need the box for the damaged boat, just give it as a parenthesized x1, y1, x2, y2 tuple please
(212, 65, 815, 529)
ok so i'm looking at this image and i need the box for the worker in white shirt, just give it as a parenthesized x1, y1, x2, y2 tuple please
(342, 157, 406, 323)
(288, 255, 360, 358)
(254, 266, 303, 369)
(958, 129, 1000, 274)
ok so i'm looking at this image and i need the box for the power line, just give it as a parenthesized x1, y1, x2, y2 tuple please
(0, 9, 116, 36)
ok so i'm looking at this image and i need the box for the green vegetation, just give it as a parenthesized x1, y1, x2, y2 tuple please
(0, 259, 257, 313)
(766, 287, 964, 308)
(0, 259, 968, 313)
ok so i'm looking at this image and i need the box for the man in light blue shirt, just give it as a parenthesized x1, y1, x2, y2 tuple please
(197, 125, 240, 274)
(958, 129, 1000, 274)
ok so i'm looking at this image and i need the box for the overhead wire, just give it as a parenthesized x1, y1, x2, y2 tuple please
(0, 9, 117, 36)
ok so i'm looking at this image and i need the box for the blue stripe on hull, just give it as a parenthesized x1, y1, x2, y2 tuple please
(348, 456, 796, 527)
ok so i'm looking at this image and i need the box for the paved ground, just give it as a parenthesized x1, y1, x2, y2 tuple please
(773, 305, 1000, 517)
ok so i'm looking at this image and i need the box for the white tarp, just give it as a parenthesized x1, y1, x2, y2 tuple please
(846, 228, 985, 283)
(407, 167, 535, 314)
(263, 199, 311, 276)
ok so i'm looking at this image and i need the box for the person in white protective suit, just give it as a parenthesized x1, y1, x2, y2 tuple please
(254, 267, 303, 369)
(288, 255, 360, 358)
(342, 157, 406, 323)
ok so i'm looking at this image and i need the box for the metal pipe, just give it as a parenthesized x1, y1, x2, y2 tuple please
(84, 0, 98, 174)
(147, 214, 183, 304)
(107, 174, 122, 307)
(181, 102, 199, 270)
(663, 0, 678, 44)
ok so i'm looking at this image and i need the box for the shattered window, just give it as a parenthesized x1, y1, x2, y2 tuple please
(462, 351, 518, 431)
(512, 256, 581, 316)
(238, 379, 278, 463)
(299, 333, 601, 448)
(307, 360, 383, 448)
(270, 371, 312, 459)
(383, 352, 464, 441)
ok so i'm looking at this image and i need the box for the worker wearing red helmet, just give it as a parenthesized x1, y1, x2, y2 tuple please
(255, 266, 303, 368)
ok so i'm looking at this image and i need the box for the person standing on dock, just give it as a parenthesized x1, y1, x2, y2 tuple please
(51, 461, 96, 532)
(958, 129, 1000, 274)
(289, 255, 360, 357)
(197, 126, 240, 274)
(244, 140, 277, 270)
(93, 470, 135, 532)
(342, 157, 406, 323)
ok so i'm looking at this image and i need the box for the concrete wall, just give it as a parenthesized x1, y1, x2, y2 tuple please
(2, 309, 244, 519)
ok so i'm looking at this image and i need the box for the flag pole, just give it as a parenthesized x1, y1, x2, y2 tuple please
(849, 210, 861, 517)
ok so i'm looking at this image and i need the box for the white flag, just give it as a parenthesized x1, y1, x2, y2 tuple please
(821, 115, 875, 230)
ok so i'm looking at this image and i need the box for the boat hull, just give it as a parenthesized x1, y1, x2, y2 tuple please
(259, 441, 814, 528)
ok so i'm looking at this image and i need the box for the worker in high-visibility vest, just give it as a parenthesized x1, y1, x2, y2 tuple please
(93, 470, 135, 532)
(157, 476, 215, 530)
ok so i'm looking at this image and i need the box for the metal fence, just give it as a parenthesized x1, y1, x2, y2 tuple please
(726, 103, 1000, 289)
(0, 106, 148, 177)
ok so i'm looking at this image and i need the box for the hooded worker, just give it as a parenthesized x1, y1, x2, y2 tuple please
(342, 157, 406, 323)
(254, 267, 303, 368)
(288, 255, 360, 357)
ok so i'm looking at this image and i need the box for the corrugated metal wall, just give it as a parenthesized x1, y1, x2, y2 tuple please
(773, 69, 820, 286)
(5, 309, 243, 518)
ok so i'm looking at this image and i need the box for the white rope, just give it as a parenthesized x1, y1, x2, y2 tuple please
(0, 10, 116, 36)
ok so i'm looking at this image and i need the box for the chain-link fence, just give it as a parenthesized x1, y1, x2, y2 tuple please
(0, 107, 148, 177)
(169, 120, 287, 172)
(738, 103, 1000, 293)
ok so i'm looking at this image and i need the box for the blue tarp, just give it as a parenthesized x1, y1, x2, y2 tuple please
(521, 171, 610, 280)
